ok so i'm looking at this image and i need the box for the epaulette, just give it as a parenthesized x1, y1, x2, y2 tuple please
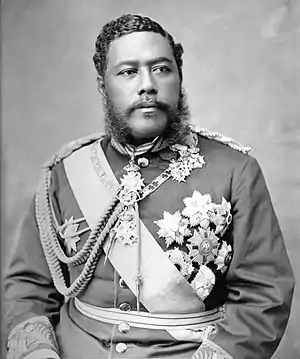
(192, 127, 252, 155)
(41, 132, 106, 169)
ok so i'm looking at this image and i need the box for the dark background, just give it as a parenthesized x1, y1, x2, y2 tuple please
(2, 0, 300, 358)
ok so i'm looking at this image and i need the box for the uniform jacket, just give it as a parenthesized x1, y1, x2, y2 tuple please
(4, 130, 295, 359)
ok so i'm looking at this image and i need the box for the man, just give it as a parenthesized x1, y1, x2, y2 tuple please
(4, 14, 294, 359)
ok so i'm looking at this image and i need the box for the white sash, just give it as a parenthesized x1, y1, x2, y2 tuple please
(63, 141, 205, 315)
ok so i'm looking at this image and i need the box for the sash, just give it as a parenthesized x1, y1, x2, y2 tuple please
(63, 140, 205, 315)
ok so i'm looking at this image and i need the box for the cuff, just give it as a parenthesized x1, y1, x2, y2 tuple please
(7, 316, 60, 359)
(191, 339, 234, 359)
(24, 349, 60, 359)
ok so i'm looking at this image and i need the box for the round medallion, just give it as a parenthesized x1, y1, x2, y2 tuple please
(118, 322, 131, 334)
(199, 239, 212, 256)
(115, 342, 128, 353)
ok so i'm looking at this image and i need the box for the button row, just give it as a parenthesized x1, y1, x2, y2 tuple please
(115, 321, 131, 353)
(116, 281, 131, 355)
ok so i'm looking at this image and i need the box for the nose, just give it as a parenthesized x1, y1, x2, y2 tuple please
(137, 70, 158, 96)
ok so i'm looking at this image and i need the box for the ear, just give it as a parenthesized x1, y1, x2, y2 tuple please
(97, 76, 105, 95)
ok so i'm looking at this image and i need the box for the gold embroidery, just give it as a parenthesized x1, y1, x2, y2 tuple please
(194, 126, 252, 154)
(192, 339, 234, 359)
(7, 316, 59, 359)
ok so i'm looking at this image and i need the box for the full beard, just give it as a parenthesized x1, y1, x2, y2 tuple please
(101, 89, 191, 145)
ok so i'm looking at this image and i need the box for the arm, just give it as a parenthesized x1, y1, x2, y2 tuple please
(193, 156, 295, 359)
(4, 188, 64, 359)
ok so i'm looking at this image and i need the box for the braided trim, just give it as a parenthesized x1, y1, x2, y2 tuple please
(43, 133, 120, 266)
(49, 188, 120, 267)
(193, 127, 252, 154)
(35, 167, 124, 297)
(191, 339, 234, 359)
(41, 132, 105, 169)
(34, 133, 127, 297)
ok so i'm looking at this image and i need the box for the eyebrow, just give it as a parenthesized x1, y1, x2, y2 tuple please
(114, 56, 174, 69)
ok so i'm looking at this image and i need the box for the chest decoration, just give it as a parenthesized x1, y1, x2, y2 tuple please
(169, 144, 205, 182)
(112, 142, 205, 248)
(58, 216, 90, 254)
(155, 191, 233, 300)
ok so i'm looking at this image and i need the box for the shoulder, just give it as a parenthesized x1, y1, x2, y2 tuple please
(193, 127, 252, 155)
(193, 127, 251, 160)
(192, 127, 257, 175)
(36, 133, 108, 213)
(41, 132, 107, 170)
(192, 128, 268, 200)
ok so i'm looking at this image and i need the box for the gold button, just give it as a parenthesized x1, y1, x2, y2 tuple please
(118, 322, 131, 334)
(137, 157, 149, 167)
(115, 342, 128, 353)
(118, 302, 131, 312)
(119, 278, 128, 289)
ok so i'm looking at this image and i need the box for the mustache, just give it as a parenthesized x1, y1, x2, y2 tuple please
(102, 87, 191, 145)
(126, 98, 172, 116)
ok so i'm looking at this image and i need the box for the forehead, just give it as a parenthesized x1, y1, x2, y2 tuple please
(106, 31, 174, 67)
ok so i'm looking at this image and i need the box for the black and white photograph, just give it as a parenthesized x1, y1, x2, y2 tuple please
(2, 1, 299, 358)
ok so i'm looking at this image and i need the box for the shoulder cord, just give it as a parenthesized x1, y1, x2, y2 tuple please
(34, 133, 125, 297)
(48, 187, 119, 267)
(35, 166, 124, 297)
(193, 127, 252, 154)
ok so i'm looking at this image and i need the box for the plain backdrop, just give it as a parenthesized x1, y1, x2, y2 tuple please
(2, 0, 300, 358)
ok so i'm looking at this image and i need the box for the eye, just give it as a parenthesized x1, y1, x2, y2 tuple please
(118, 68, 137, 77)
(153, 65, 171, 74)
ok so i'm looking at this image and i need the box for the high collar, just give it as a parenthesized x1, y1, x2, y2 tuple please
(110, 128, 197, 159)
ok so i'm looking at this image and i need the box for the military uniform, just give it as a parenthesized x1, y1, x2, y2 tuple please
(4, 128, 294, 359)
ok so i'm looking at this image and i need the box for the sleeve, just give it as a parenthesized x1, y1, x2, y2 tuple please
(192, 156, 295, 359)
(4, 172, 65, 359)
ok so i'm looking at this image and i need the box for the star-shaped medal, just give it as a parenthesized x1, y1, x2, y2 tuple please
(62, 216, 81, 253)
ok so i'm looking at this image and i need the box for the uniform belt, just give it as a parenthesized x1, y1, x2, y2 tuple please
(74, 298, 224, 331)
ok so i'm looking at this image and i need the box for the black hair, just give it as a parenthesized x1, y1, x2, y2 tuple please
(93, 14, 184, 81)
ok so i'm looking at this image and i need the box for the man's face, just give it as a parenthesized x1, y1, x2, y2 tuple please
(102, 31, 181, 143)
